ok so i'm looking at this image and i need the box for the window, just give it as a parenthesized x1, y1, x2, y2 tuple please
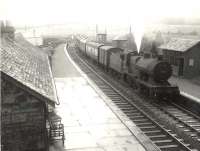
(189, 59, 194, 66)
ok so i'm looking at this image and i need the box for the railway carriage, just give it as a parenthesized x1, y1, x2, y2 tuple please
(85, 42, 103, 61)
(75, 35, 87, 54)
(79, 38, 87, 54)
(74, 36, 80, 48)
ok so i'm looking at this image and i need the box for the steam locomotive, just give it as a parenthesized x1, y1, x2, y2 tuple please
(74, 35, 180, 99)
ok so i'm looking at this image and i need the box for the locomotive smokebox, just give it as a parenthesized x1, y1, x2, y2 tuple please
(136, 58, 172, 82)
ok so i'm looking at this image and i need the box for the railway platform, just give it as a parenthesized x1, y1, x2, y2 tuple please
(49, 44, 155, 151)
(169, 76, 200, 103)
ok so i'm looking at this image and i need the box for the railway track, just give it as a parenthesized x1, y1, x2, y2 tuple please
(67, 46, 200, 151)
(155, 101, 200, 148)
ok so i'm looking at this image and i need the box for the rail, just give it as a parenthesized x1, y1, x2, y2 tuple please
(67, 46, 199, 151)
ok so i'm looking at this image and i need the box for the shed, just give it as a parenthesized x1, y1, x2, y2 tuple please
(159, 38, 200, 78)
(1, 31, 59, 150)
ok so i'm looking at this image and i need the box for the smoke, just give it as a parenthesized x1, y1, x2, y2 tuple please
(133, 24, 145, 53)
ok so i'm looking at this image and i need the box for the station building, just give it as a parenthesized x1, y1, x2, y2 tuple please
(1, 21, 63, 151)
(159, 38, 200, 78)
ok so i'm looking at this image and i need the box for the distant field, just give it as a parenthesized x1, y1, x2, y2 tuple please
(146, 24, 200, 35)
(16, 24, 200, 46)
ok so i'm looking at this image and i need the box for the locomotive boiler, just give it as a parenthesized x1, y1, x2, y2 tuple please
(126, 53, 179, 98)
(135, 54, 172, 82)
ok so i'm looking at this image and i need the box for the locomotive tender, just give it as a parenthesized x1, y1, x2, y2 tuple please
(75, 35, 179, 99)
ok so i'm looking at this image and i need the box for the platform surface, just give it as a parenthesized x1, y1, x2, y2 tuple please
(169, 76, 200, 103)
(50, 44, 146, 151)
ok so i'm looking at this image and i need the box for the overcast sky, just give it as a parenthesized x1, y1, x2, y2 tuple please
(1, 0, 200, 26)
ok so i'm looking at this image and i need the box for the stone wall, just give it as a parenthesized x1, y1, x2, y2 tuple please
(1, 77, 48, 151)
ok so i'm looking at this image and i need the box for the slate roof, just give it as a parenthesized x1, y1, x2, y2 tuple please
(158, 38, 200, 52)
(76, 34, 88, 41)
(86, 41, 104, 47)
(0, 36, 57, 105)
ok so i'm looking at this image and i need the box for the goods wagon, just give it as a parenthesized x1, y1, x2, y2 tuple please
(98, 46, 115, 69)
(79, 38, 87, 53)
(108, 48, 124, 74)
(85, 42, 103, 61)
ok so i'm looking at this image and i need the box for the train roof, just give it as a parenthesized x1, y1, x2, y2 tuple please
(99, 46, 124, 52)
(86, 41, 104, 47)
(0, 35, 58, 106)
(99, 45, 114, 51)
